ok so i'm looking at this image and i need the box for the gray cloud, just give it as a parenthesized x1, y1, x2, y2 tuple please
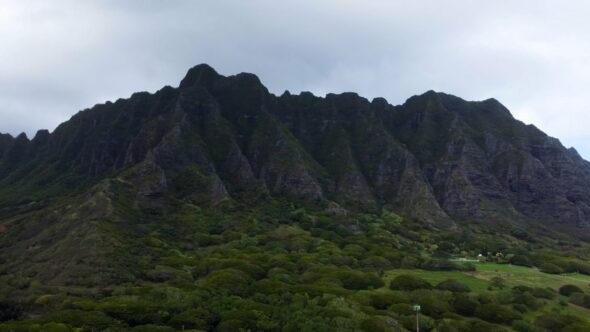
(1, 0, 590, 159)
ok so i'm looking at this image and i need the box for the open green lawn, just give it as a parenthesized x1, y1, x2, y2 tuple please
(471, 262, 590, 291)
(384, 262, 590, 293)
(383, 263, 590, 323)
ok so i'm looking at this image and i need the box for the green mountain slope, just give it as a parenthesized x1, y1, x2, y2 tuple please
(0, 64, 590, 331)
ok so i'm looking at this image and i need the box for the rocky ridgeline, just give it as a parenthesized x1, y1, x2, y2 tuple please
(1, 64, 589, 235)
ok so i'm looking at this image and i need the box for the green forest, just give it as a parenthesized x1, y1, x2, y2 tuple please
(1, 194, 590, 332)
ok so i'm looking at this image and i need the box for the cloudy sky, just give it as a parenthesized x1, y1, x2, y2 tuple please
(1, 1, 590, 159)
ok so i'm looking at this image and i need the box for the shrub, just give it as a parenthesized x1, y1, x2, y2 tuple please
(581, 264, 590, 276)
(339, 271, 384, 290)
(216, 310, 264, 332)
(532, 287, 555, 299)
(511, 285, 533, 294)
(38, 310, 121, 330)
(202, 268, 254, 296)
(370, 293, 408, 309)
(469, 320, 509, 332)
(0, 321, 42, 332)
(474, 304, 522, 324)
(342, 244, 366, 258)
(512, 304, 528, 313)
(512, 319, 535, 332)
(96, 296, 169, 325)
(40, 323, 70, 332)
(477, 293, 493, 304)
(535, 312, 581, 331)
(461, 262, 476, 271)
(400, 256, 419, 268)
(420, 259, 460, 271)
(219, 260, 266, 279)
(130, 325, 175, 332)
(330, 255, 354, 266)
(195, 232, 220, 246)
(452, 295, 479, 316)
(388, 303, 413, 315)
(169, 308, 213, 330)
(569, 293, 590, 309)
(512, 293, 543, 309)
(510, 255, 533, 267)
(360, 316, 400, 332)
(390, 275, 432, 291)
(559, 284, 583, 296)
(512, 230, 532, 241)
(360, 256, 392, 269)
(267, 267, 292, 279)
(437, 318, 470, 332)
(562, 322, 590, 332)
(489, 277, 506, 289)
(290, 284, 349, 297)
(539, 263, 563, 274)
(569, 261, 590, 275)
(399, 314, 435, 331)
(145, 270, 173, 282)
(436, 279, 470, 293)
(413, 292, 452, 317)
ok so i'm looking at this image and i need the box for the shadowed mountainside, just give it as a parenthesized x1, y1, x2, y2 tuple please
(1, 64, 589, 235)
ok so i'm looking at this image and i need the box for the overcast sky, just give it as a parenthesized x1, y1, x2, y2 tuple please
(1, 1, 590, 159)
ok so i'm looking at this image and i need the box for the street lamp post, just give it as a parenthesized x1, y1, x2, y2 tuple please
(413, 304, 421, 332)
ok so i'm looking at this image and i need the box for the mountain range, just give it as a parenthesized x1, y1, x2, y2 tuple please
(1, 65, 590, 331)
(1, 64, 589, 236)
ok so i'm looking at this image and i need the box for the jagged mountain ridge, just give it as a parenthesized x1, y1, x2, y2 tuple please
(1, 64, 589, 236)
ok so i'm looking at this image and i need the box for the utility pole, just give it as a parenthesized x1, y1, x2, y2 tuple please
(413, 304, 421, 332)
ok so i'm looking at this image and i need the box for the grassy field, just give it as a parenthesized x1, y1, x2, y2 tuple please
(383, 262, 590, 322)
(471, 262, 590, 291)
(384, 262, 590, 293)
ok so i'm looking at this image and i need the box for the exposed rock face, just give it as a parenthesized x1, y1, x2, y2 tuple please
(380, 92, 590, 233)
(1, 64, 590, 235)
(0, 133, 13, 157)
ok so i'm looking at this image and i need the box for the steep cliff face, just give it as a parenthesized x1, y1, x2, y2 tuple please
(0, 133, 13, 158)
(1, 64, 589, 236)
(380, 92, 590, 232)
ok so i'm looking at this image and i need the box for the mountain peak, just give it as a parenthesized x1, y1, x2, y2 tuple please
(480, 97, 513, 117)
(234, 72, 263, 85)
(0, 132, 13, 140)
(15, 132, 29, 141)
(32, 129, 50, 143)
(179, 63, 222, 89)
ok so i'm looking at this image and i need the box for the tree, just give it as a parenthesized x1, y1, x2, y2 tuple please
(539, 263, 563, 274)
(490, 277, 505, 289)
(509, 255, 533, 267)
(453, 295, 479, 316)
(436, 279, 470, 293)
(559, 285, 584, 297)
(475, 304, 522, 324)
(390, 275, 432, 291)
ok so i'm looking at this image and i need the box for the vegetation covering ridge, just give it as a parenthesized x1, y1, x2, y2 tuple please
(0, 64, 590, 331)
